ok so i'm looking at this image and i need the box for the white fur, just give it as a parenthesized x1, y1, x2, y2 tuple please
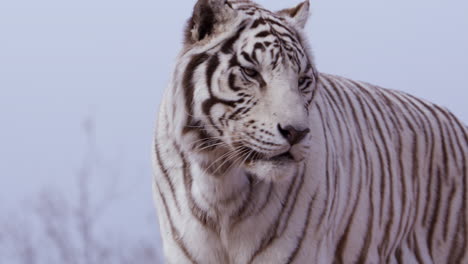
(153, 1, 468, 263)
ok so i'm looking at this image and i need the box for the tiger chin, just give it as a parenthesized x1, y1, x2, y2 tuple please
(153, 0, 468, 263)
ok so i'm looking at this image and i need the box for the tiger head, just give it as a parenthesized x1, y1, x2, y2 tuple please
(171, 0, 318, 181)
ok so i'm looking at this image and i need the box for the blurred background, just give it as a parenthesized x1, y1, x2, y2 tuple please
(0, 0, 466, 263)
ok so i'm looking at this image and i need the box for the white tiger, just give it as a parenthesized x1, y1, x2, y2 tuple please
(152, 0, 468, 263)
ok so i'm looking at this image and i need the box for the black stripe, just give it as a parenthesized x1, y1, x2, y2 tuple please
(444, 183, 457, 241)
(255, 30, 271, 38)
(334, 172, 363, 264)
(251, 48, 260, 65)
(203, 54, 225, 135)
(413, 233, 425, 264)
(387, 92, 421, 248)
(350, 80, 394, 227)
(229, 53, 240, 68)
(255, 182, 273, 214)
(427, 170, 443, 258)
(229, 174, 255, 228)
(248, 169, 300, 263)
(355, 184, 374, 263)
(253, 43, 266, 53)
(264, 18, 295, 36)
(277, 165, 307, 236)
(395, 94, 436, 251)
(155, 139, 181, 212)
(360, 85, 398, 258)
(321, 77, 362, 230)
(155, 183, 198, 264)
(205, 54, 220, 93)
(395, 248, 403, 264)
(313, 92, 331, 230)
(375, 90, 402, 258)
(251, 18, 267, 29)
(229, 106, 248, 120)
(410, 100, 441, 228)
(241, 51, 255, 64)
(202, 54, 240, 135)
(272, 30, 297, 43)
(183, 53, 209, 134)
(284, 191, 316, 264)
(228, 72, 241, 92)
(317, 89, 341, 224)
(221, 25, 247, 54)
(176, 143, 220, 234)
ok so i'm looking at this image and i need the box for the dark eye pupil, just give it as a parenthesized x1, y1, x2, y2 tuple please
(299, 77, 307, 85)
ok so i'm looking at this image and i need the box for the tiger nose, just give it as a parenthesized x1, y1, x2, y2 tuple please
(277, 124, 310, 145)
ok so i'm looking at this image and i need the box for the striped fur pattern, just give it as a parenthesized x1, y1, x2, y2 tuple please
(153, 0, 468, 263)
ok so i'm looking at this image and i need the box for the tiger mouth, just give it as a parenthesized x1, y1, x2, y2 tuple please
(259, 151, 295, 162)
(242, 147, 295, 163)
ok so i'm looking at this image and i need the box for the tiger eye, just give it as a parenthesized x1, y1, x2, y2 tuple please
(298, 77, 309, 86)
(242, 67, 259, 78)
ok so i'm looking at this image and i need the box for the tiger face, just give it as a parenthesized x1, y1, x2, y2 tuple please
(178, 0, 317, 181)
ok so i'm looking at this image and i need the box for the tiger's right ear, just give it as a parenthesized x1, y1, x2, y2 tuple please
(184, 0, 237, 45)
(276, 1, 310, 29)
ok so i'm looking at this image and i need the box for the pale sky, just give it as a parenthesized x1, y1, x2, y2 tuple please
(0, 0, 467, 257)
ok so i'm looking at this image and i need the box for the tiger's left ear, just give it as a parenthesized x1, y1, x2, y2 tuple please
(184, 0, 237, 45)
(276, 1, 310, 29)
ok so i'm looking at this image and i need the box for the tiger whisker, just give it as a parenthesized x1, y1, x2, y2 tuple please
(201, 148, 243, 175)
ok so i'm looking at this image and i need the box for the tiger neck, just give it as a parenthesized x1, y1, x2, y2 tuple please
(181, 145, 303, 230)
(189, 161, 254, 209)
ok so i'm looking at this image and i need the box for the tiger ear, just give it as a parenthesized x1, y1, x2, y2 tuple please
(276, 1, 310, 29)
(184, 0, 237, 45)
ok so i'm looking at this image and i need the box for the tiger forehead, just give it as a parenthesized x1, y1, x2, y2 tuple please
(229, 0, 278, 17)
(229, 0, 300, 40)
(227, 2, 309, 70)
(235, 17, 308, 72)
